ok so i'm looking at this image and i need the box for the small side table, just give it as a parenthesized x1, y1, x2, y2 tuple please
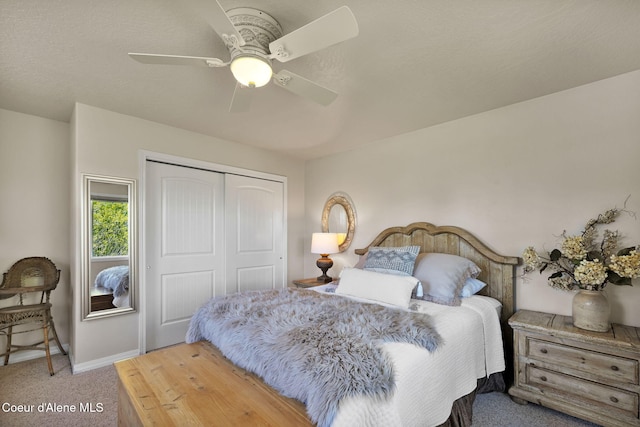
(291, 278, 329, 288)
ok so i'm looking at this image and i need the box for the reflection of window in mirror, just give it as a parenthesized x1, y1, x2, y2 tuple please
(92, 196, 128, 257)
(89, 182, 131, 312)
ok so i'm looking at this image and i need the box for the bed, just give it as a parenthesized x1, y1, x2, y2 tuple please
(93, 265, 129, 308)
(186, 221, 520, 427)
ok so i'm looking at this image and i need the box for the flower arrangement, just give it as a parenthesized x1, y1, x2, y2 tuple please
(522, 205, 640, 291)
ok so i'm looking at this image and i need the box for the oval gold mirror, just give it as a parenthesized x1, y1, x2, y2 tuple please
(321, 192, 356, 252)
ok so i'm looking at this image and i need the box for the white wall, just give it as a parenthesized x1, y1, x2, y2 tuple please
(70, 103, 306, 368)
(0, 109, 71, 359)
(0, 104, 306, 370)
(305, 70, 640, 327)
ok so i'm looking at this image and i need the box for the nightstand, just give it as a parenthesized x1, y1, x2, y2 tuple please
(291, 278, 330, 288)
(508, 310, 640, 427)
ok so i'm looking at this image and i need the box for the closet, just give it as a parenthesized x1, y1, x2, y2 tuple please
(145, 160, 285, 350)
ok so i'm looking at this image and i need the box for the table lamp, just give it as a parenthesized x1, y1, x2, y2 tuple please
(311, 232, 339, 283)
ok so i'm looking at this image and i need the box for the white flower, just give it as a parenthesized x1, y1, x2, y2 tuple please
(548, 274, 577, 291)
(574, 260, 607, 286)
(522, 246, 540, 272)
(561, 236, 587, 260)
(609, 250, 640, 279)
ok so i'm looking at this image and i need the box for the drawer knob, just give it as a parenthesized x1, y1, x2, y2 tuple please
(540, 348, 548, 354)
(610, 396, 619, 403)
(540, 376, 547, 382)
(611, 365, 619, 371)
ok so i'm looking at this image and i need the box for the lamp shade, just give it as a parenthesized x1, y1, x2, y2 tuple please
(311, 233, 339, 255)
(230, 56, 273, 88)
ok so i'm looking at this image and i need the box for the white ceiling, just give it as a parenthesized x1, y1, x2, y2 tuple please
(2, 1, 640, 160)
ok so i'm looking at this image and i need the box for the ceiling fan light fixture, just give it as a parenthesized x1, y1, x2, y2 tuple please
(230, 56, 272, 88)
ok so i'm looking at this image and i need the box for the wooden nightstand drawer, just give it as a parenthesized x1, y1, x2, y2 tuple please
(528, 337, 639, 385)
(527, 365, 639, 419)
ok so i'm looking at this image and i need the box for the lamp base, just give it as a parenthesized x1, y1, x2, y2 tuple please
(316, 274, 333, 283)
(316, 255, 334, 283)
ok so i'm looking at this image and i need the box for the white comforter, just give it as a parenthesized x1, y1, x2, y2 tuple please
(313, 285, 504, 427)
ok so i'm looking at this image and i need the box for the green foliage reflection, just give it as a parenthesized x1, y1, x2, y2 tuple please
(92, 200, 128, 257)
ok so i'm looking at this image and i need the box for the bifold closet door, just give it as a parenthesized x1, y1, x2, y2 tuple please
(145, 161, 225, 351)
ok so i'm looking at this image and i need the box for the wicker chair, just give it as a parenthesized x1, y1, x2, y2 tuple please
(0, 257, 66, 375)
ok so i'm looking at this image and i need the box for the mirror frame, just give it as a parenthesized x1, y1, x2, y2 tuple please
(321, 192, 356, 252)
(81, 174, 137, 320)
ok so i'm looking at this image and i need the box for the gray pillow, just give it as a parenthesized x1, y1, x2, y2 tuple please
(412, 253, 481, 306)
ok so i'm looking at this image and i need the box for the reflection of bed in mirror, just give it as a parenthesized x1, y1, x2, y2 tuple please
(91, 265, 129, 311)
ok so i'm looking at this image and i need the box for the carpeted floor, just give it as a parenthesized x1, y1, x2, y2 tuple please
(0, 354, 599, 427)
(0, 354, 117, 427)
(472, 392, 598, 427)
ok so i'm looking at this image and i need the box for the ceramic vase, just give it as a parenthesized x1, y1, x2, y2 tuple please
(572, 290, 610, 332)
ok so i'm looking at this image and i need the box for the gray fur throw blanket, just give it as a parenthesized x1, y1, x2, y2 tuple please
(186, 288, 441, 427)
(94, 265, 129, 297)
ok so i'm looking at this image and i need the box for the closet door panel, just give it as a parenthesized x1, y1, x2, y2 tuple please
(225, 175, 285, 293)
(146, 161, 224, 351)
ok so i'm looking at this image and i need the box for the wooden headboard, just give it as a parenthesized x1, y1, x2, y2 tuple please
(354, 221, 520, 323)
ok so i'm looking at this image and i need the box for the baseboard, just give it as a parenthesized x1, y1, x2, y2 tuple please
(4, 343, 70, 364)
(71, 348, 141, 374)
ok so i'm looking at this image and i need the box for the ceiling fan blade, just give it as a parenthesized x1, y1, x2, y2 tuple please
(128, 53, 228, 67)
(272, 70, 338, 106)
(229, 83, 253, 113)
(182, 0, 245, 47)
(269, 6, 358, 63)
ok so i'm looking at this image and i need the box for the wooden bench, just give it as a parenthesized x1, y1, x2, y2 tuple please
(114, 341, 313, 426)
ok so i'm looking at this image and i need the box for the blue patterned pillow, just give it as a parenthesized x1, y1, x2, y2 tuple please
(363, 246, 421, 276)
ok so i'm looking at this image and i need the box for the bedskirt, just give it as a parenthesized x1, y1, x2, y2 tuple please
(440, 373, 505, 427)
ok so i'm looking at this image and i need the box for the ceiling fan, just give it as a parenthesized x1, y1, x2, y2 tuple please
(129, 1, 359, 112)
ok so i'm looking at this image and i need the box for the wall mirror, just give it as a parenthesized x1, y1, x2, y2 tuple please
(82, 174, 136, 320)
(321, 192, 356, 252)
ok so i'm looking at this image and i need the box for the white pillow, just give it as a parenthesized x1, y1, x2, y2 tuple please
(460, 277, 487, 298)
(336, 267, 419, 308)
